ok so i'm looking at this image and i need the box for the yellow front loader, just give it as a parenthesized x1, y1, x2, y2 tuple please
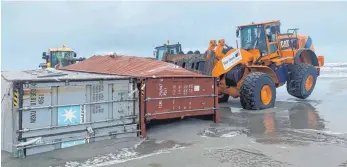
(39, 45, 85, 69)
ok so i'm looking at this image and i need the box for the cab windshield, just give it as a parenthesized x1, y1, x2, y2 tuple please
(155, 47, 167, 60)
(155, 46, 179, 60)
(50, 51, 74, 67)
(240, 25, 267, 53)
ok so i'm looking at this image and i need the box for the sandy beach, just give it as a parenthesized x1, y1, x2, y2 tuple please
(2, 63, 347, 167)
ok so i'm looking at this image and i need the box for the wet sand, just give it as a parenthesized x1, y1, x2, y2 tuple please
(2, 77, 347, 167)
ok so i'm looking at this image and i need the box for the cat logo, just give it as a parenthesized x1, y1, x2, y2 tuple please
(13, 90, 19, 108)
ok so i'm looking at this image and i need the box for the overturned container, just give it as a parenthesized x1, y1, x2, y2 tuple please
(139, 77, 218, 136)
(1, 69, 139, 157)
(62, 55, 219, 137)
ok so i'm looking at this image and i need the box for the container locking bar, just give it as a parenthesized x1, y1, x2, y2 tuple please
(16, 129, 140, 149)
(17, 115, 138, 133)
(17, 99, 137, 111)
(145, 94, 217, 101)
(144, 107, 217, 117)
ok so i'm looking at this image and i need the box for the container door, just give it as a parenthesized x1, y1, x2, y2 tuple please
(57, 85, 87, 148)
(21, 85, 54, 155)
(144, 77, 217, 120)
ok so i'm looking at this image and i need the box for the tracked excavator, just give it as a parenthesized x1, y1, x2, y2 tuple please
(159, 20, 325, 110)
(39, 45, 86, 69)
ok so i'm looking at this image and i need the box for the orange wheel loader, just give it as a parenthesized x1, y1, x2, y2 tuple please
(159, 20, 325, 110)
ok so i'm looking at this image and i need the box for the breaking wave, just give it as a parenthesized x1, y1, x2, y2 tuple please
(320, 62, 347, 78)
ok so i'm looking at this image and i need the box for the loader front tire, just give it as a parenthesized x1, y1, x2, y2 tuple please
(286, 63, 317, 99)
(240, 72, 276, 110)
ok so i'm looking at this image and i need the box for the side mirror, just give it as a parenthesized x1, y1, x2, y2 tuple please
(42, 52, 47, 59)
(270, 26, 279, 34)
(73, 52, 77, 57)
(270, 27, 276, 34)
(236, 29, 240, 38)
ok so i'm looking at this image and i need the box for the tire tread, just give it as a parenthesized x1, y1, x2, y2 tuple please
(286, 63, 316, 99)
(240, 72, 275, 110)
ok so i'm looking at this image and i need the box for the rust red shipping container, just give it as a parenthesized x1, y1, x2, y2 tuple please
(140, 77, 219, 137)
(61, 55, 219, 137)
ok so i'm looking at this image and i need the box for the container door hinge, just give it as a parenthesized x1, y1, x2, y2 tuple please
(123, 124, 127, 132)
(86, 127, 94, 135)
(24, 82, 30, 89)
(128, 87, 138, 98)
(109, 131, 118, 138)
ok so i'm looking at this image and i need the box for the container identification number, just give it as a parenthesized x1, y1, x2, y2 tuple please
(30, 111, 36, 123)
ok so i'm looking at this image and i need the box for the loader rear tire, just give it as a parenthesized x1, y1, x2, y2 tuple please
(286, 63, 317, 99)
(240, 72, 276, 110)
(218, 93, 230, 103)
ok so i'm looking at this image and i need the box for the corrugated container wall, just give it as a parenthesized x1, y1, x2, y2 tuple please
(61, 55, 207, 77)
(139, 77, 219, 137)
(1, 69, 139, 157)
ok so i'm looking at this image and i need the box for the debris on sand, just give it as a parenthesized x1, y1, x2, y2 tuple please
(255, 129, 347, 147)
(197, 127, 246, 138)
(203, 147, 291, 167)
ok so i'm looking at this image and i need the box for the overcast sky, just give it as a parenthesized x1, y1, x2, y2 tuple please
(2, 1, 347, 70)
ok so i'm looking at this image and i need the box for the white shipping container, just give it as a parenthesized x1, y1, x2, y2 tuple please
(1, 69, 139, 157)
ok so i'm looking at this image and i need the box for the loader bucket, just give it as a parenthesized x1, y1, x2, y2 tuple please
(202, 50, 217, 76)
(161, 50, 216, 76)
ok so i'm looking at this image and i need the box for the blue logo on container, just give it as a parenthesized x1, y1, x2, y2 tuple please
(58, 105, 84, 126)
(58, 105, 86, 148)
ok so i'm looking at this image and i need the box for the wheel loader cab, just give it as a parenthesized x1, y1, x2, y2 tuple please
(154, 43, 183, 60)
(237, 21, 281, 57)
(154, 46, 169, 60)
(49, 51, 76, 67)
(238, 25, 268, 54)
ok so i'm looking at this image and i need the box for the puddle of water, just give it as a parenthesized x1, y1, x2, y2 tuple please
(215, 101, 347, 147)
